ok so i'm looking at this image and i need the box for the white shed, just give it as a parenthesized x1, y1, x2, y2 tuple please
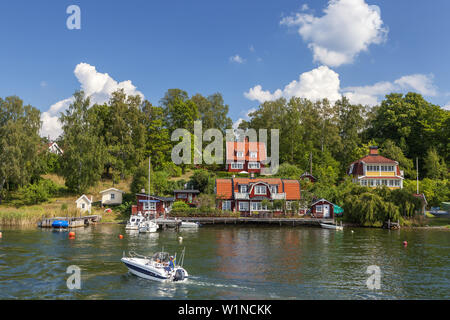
(76, 195, 92, 214)
(99, 188, 124, 206)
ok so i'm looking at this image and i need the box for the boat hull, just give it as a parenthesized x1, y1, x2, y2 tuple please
(121, 257, 188, 282)
(320, 223, 343, 230)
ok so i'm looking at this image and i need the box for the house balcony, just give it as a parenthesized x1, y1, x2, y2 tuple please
(235, 193, 249, 200)
(271, 193, 286, 200)
(234, 193, 286, 200)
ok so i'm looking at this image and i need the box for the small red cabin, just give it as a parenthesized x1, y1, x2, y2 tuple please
(310, 198, 334, 219)
(173, 190, 200, 207)
(131, 193, 174, 218)
(300, 172, 317, 183)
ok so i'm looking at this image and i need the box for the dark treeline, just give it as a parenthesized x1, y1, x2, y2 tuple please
(0, 90, 449, 221)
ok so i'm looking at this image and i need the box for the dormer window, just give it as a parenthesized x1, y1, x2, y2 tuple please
(240, 185, 248, 193)
(250, 151, 257, 158)
(271, 186, 277, 194)
(236, 151, 244, 158)
(255, 185, 266, 195)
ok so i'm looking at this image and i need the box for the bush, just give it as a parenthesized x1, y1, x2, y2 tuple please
(17, 179, 61, 205)
(172, 201, 189, 210)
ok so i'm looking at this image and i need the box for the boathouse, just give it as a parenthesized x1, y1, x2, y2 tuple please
(99, 188, 124, 206)
(310, 199, 334, 219)
(75, 195, 92, 214)
(132, 193, 174, 218)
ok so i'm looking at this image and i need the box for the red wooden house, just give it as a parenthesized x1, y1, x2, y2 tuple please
(310, 199, 334, 219)
(215, 177, 301, 216)
(173, 189, 200, 207)
(225, 137, 267, 174)
(131, 193, 174, 218)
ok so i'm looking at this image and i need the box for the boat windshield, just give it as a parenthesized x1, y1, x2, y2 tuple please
(152, 252, 170, 263)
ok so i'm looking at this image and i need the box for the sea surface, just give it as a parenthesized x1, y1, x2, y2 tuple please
(0, 224, 449, 299)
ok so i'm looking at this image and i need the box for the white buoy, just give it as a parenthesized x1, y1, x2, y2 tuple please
(178, 236, 183, 243)
(351, 230, 354, 233)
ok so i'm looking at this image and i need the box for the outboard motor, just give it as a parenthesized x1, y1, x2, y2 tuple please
(173, 269, 185, 282)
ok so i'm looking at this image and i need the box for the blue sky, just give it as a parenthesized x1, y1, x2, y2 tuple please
(0, 0, 449, 138)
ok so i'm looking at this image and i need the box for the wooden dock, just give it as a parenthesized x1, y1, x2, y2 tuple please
(38, 215, 102, 228)
(177, 217, 334, 227)
(154, 218, 182, 230)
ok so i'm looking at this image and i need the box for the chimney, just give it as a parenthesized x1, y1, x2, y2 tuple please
(369, 146, 379, 155)
(250, 173, 255, 179)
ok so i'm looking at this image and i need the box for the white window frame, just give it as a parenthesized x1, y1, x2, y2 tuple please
(231, 162, 244, 170)
(316, 205, 323, 213)
(236, 151, 244, 158)
(286, 201, 292, 210)
(254, 185, 266, 195)
(248, 162, 260, 169)
(250, 151, 257, 158)
(240, 185, 248, 193)
(222, 200, 231, 211)
(239, 202, 249, 211)
(110, 193, 115, 200)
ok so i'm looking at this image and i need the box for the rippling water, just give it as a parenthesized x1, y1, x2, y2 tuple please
(0, 224, 448, 299)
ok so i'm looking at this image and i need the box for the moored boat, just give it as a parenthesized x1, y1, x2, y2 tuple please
(125, 213, 145, 231)
(320, 222, 343, 230)
(138, 220, 159, 233)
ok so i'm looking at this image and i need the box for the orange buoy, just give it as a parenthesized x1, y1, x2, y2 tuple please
(119, 234, 124, 239)
(69, 232, 76, 237)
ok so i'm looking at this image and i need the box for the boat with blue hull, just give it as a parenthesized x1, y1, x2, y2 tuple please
(52, 220, 69, 228)
(121, 251, 188, 282)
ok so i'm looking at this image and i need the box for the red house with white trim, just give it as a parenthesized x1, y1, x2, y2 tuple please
(131, 193, 174, 218)
(225, 138, 266, 174)
(215, 177, 301, 216)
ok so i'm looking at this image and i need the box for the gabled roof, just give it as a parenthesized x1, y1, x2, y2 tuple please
(99, 188, 125, 194)
(215, 178, 300, 200)
(351, 154, 397, 165)
(311, 198, 333, 207)
(76, 194, 92, 204)
(226, 140, 267, 162)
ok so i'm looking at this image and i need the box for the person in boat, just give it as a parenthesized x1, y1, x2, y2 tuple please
(169, 256, 175, 269)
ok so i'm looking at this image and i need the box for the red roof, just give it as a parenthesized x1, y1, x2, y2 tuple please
(226, 141, 267, 162)
(216, 178, 300, 200)
(351, 154, 397, 165)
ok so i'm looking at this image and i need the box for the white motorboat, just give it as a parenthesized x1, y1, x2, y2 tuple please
(139, 220, 159, 233)
(121, 250, 188, 282)
(180, 221, 200, 229)
(125, 213, 145, 231)
(320, 222, 344, 230)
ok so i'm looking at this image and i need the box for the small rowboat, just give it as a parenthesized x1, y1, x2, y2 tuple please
(320, 223, 343, 231)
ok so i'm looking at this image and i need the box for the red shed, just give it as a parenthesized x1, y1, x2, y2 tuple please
(310, 198, 334, 219)
(173, 190, 200, 207)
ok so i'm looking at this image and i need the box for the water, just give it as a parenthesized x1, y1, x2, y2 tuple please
(0, 224, 449, 299)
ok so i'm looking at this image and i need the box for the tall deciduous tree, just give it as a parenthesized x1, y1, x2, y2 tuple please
(0, 96, 42, 203)
(59, 91, 106, 193)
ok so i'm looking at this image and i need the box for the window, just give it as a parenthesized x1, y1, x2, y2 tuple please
(250, 151, 257, 158)
(316, 205, 323, 212)
(236, 151, 244, 158)
(254, 185, 266, 195)
(240, 185, 248, 193)
(286, 201, 292, 210)
(239, 202, 249, 211)
(251, 202, 267, 211)
(178, 193, 187, 199)
(222, 201, 231, 211)
(149, 202, 156, 210)
(110, 193, 115, 200)
(231, 162, 244, 169)
(349, 164, 354, 174)
(81, 203, 85, 209)
(248, 162, 260, 169)
(271, 186, 278, 194)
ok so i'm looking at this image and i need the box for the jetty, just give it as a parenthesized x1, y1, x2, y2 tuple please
(154, 218, 182, 230)
(177, 217, 334, 227)
(38, 215, 102, 228)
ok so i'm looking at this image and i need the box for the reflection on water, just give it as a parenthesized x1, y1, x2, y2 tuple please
(0, 224, 449, 299)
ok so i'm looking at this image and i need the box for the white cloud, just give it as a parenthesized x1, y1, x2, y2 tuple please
(229, 54, 245, 64)
(394, 74, 437, 96)
(443, 103, 450, 111)
(244, 66, 438, 107)
(281, 0, 388, 67)
(249, 45, 255, 52)
(41, 63, 144, 140)
(40, 81, 48, 88)
(233, 108, 256, 131)
(244, 65, 341, 103)
(301, 4, 309, 11)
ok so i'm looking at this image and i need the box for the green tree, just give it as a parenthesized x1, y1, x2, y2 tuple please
(0, 96, 42, 203)
(424, 147, 447, 179)
(59, 91, 106, 193)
